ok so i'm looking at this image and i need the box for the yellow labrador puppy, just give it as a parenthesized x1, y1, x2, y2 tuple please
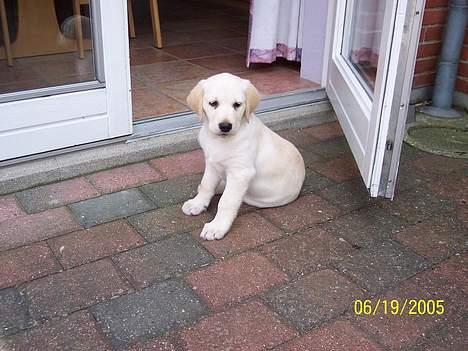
(182, 73, 305, 240)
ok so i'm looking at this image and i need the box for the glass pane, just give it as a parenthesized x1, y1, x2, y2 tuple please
(0, 0, 97, 95)
(342, 0, 386, 95)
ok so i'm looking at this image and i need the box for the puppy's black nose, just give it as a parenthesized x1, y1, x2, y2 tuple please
(218, 122, 232, 133)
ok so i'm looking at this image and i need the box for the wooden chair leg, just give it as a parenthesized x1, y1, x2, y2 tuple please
(0, 0, 13, 66)
(128, 0, 136, 38)
(149, 0, 162, 48)
(72, 0, 85, 59)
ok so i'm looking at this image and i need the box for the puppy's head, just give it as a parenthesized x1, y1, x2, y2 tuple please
(187, 73, 260, 137)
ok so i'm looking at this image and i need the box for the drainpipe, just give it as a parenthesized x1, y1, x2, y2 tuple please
(421, 0, 468, 118)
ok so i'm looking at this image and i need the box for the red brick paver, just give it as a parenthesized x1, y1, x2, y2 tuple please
(126, 337, 181, 351)
(181, 301, 297, 351)
(3, 311, 111, 351)
(186, 252, 288, 308)
(276, 320, 383, 351)
(0, 207, 81, 251)
(22, 259, 131, 319)
(149, 149, 205, 179)
(304, 121, 344, 141)
(259, 194, 340, 232)
(16, 177, 100, 213)
(0, 242, 60, 289)
(395, 218, 465, 261)
(196, 212, 284, 257)
(313, 156, 360, 182)
(413, 154, 467, 175)
(48, 220, 145, 269)
(87, 162, 165, 193)
(0, 195, 25, 223)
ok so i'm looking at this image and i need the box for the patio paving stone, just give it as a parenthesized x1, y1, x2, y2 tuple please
(0, 242, 60, 289)
(312, 156, 361, 183)
(0, 195, 25, 223)
(48, 220, 146, 269)
(139, 174, 201, 207)
(0, 288, 33, 337)
(0, 207, 81, 251)
(69, 189, 154, 228)
(186, 252, 288, 308)
(334, 240, 429, 294)
(303, 121, 344, 141)
(91, 280, 207, 348)
(149, 149, 205, 179)
(318, 178, 375, 212)
(181, 301, 297, 351)
(3, 311, 110, 351)
(16, 177, 99, 213)
(264, 269, 363, 331)
(114, 233, 213, 288)
(21, 259, 132, 319)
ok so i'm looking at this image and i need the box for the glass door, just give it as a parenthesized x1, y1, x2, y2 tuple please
(326, 0, 425, 198)
(0, 0, 132, 161)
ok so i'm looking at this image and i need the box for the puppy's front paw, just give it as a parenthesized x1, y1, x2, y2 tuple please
(182, 199, 207, 216)
(200, 221, 229, 240)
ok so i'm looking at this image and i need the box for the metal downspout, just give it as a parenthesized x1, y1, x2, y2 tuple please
(421, 0, 468, 118)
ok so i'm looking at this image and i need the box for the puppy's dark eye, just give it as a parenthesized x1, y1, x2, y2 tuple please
(209, 101, 219, 108)
(233, 102, 242, 109)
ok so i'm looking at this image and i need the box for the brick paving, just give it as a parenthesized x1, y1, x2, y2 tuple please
(0, 124, 466, 350)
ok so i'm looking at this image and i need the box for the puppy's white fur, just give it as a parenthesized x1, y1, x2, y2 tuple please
(183, 73, 305, 240)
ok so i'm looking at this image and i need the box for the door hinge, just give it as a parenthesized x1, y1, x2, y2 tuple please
(386, 141, 394, 151)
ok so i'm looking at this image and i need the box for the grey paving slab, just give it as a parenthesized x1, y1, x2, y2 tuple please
(114, 233, 214, 288)
(303, 136, 351, 160)
(318, 179, 376, 212)
(264, 270, 363, 331)
(0, 288, 33, 337)
(69, 189, 154, 228)
(322, 206, 407, 248)
(300, 169, 335, 195)
(333, 240, 430, 295)
(91, 279, 208, 348)
(139, 174, 201, 207)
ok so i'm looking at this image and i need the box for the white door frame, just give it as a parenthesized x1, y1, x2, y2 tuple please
(0, 0, 132, 161)
(326, 0, 425, 198)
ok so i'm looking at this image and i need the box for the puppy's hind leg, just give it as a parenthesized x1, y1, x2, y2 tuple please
(182, 163, 220, 216)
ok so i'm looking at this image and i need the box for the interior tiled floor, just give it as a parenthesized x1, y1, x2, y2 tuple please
(129, 0, 319, 120)
(0, 0, 318, 120)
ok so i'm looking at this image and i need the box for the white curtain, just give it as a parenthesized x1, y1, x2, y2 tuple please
(247, 0, 304, 66)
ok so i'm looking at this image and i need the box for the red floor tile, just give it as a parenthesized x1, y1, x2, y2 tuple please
(276, 320, 383, 351)
(48, 220, 145, 269)
(0, 207, 81, 251)
(149, 149, 205, 179)
(186, 252, 288, 308)
(313, 156, 361, 183)
(196, 212, 284, 258)
(181, 301, 297, 351)
(0, 195, 25, 223)
(87, 162, 165, 193)
(304, 121, 344, 141)
(259, 194, 340, 232)
(0, 242, 60, 289)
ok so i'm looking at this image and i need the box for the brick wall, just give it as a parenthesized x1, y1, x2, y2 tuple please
(413, 0, 468, 95)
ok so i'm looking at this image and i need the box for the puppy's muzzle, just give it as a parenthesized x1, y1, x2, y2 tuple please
(218, 122, 232, 133)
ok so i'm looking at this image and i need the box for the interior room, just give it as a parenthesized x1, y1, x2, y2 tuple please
(0, 0, 320, 121)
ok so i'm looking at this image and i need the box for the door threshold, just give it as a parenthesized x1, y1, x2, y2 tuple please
(0, 89, 333, 195)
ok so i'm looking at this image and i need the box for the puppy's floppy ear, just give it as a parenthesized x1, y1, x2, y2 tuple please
(187, 80, 205, 120)
(244, 81, 260, 120)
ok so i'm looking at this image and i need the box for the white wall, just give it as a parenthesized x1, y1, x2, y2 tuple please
(300, 0, 330, 85)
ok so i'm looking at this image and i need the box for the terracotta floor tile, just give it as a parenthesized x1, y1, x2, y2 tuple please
(131, 61, 211, 85)
(130, 48, 177, 66)
(163, 43, 234, 60)
(132, 88, 188, 119)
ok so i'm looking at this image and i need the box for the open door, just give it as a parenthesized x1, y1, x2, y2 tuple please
(326, 0, 425, 198)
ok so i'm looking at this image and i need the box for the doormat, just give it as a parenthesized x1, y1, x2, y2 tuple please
(404, 112, 468, 159)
